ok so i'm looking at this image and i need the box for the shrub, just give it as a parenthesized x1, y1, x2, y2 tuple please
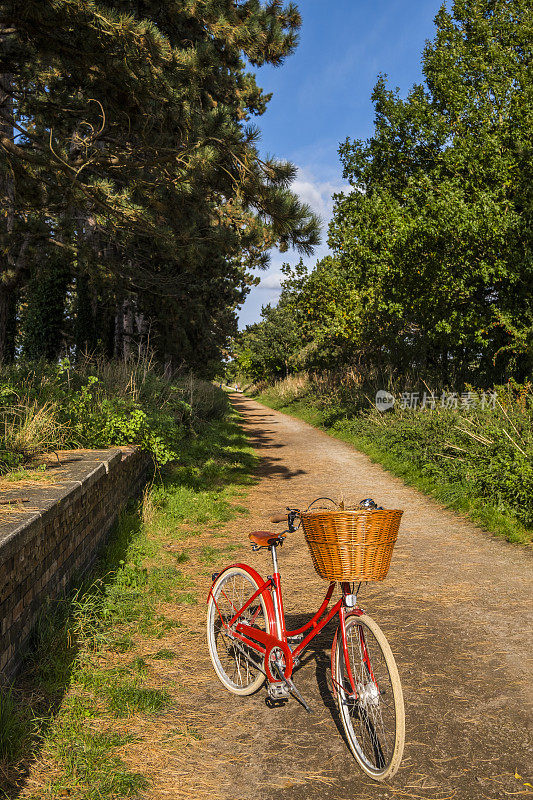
(174, 376, 229, 421)
(0, 359, 228, 474)
(258, 374, 533, 535)
(255, 373, 311, 406)
(332, 383, 533, 529)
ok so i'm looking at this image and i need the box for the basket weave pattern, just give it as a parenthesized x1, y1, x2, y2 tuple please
(300, 509, 403, 582)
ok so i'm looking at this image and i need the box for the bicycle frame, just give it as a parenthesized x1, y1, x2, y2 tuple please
(208, 554, 362, 692)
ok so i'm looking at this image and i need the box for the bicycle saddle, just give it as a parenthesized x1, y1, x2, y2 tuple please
(248, 531, 281, 547)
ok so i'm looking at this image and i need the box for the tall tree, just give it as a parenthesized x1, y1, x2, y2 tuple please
(326, 0, 533, 384)
(0, 0, 320, 369)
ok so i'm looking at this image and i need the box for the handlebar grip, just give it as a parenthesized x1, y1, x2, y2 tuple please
(270, 513, 287, 523)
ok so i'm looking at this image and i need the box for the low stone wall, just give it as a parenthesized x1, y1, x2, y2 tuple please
(0, 447, 151, 680)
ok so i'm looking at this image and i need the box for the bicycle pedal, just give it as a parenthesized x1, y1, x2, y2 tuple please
(268, 682, 290, 701)
(273, 663, 313, 713)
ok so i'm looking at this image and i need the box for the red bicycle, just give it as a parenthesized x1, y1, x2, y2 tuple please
(207, 500, 405, 781)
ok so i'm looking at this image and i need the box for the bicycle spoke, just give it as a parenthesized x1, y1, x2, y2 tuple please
(350, 627, 392, 763)
(335, 614, 403, 779)
(208, 569, 268, 694)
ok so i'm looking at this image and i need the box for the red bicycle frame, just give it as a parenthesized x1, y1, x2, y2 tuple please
(208, 559, 361, 693)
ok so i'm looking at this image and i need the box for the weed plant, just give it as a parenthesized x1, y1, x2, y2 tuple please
(0, 356, 228, 474)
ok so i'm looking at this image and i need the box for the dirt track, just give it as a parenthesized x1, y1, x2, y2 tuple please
(172, 396, 533, 800)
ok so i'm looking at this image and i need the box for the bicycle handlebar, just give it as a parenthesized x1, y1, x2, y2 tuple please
(270, 508, 301, 533)
(270, 497, 383, 527)
(271, 497, 337, 525)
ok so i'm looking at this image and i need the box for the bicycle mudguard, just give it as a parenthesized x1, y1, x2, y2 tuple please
(330, 609, 365, 699)
(206, 562, 277, 633)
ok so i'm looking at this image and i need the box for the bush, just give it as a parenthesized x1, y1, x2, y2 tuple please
(331, 383, 533, 529)
(0, 359, 229, 473)
(252, 373, 311, 405)
(174, 376, 229, 421)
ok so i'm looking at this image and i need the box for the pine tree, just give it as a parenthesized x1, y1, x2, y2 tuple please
(0, 0, 320, 369)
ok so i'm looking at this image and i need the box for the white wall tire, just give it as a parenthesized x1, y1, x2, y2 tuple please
(207, 567, 270, 696)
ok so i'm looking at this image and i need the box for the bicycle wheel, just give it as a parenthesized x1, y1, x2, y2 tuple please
(333, 613, 405, 780)
(207, 567, 270, 696)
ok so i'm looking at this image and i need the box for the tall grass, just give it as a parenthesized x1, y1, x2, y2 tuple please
(0, 357, 228, 474)
(0, 402, 67, 464)
(255, 373, 533, 544)
(0, 688, 30, 761)
(257, 373, 312, 406)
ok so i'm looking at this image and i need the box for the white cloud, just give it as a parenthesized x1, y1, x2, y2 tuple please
(258, 272, 284, 290)
(292, 167, 350, 228)
(237, 165, 351, 327)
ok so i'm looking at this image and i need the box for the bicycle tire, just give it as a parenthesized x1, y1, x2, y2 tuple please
(207, 566, 270, 696)
(332, 613, 405, 780)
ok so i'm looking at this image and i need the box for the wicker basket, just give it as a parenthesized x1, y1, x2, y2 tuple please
(300, 508, 403, 582)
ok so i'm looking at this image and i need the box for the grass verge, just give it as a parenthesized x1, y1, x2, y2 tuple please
(0, 410, 257, 799)
(255, 395, 532, 546)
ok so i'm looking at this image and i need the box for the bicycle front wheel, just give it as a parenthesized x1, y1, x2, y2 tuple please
(333, 613, 405, 780)
(207, 567, 270, 696)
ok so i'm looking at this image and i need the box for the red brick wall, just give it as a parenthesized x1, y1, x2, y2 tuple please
(0, 448, 151, 679)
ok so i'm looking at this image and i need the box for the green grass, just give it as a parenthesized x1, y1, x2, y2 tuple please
(199, 545, 224, 565)
(151, 649, 177, 661)
(0, 689, 31, 761)
(256, 394, 533, 546)
(0, 464, 52, 482)
(105, 686, 170, 717)
(35, 724, 148, 800)
(171, 550, 189, 563)
(0, 409, 257, 799)
(146, 416, 256, 536)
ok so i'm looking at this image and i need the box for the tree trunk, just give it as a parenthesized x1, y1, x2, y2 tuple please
(122, 299, 133, 361)
(0, 69, 15, 362)
(0, 283, 16, 362)
(113, 303, 123, 360)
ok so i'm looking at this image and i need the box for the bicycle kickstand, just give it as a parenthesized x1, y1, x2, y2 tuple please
(273, 663, 313, 713)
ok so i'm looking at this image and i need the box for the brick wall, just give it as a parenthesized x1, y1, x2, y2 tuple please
(0, 448, 151, 680)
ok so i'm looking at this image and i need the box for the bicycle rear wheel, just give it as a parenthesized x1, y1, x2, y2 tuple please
(333, 613, 404, 780)
(207, 567, 269, 696)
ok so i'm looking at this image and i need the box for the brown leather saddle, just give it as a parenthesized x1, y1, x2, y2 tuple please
(248, 531, 282, 548)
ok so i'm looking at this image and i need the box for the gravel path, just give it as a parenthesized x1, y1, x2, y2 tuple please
(189, 396, 533, 800)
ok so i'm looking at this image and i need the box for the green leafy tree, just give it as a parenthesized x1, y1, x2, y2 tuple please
(234, 295, 302, 382)
(325, 0, 533, 384)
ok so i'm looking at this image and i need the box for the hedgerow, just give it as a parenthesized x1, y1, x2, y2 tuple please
(254, 376, 533, 541)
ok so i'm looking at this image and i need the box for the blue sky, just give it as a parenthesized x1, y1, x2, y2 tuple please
(238, 0, 441, 327)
